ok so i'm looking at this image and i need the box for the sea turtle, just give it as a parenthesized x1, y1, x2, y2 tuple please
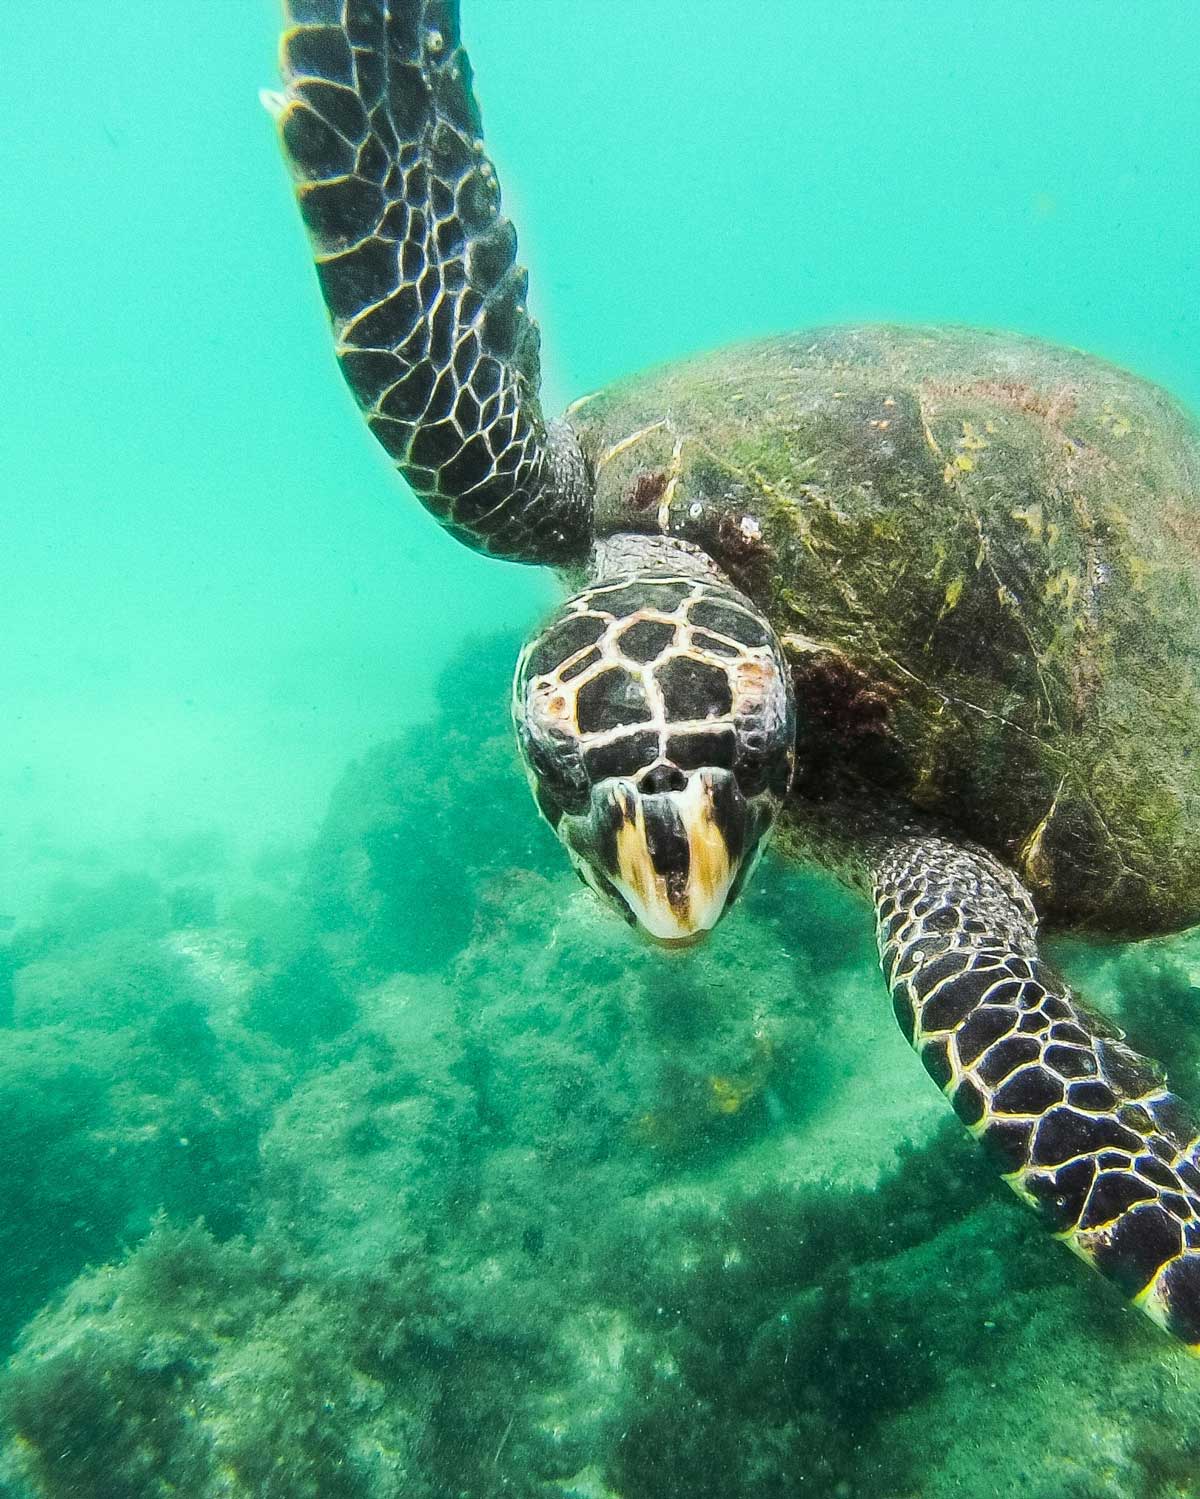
(268, 1, 1200, 1348)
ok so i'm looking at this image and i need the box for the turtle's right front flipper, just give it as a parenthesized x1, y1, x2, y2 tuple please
(875, 834, 1200, 1350)
(272, 0, 590, 563)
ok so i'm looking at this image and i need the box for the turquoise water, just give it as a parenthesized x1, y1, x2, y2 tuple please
(2, 4, 1200, 1496)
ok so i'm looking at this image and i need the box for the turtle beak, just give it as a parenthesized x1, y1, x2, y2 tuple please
(565, 770, 751, 943)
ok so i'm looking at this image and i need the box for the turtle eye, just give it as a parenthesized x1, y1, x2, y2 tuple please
(519, 724, 590, 821)
(733, 727, 774, 798)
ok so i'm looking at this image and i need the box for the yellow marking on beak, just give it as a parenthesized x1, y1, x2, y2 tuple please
(613, 795, 655, 908)
(683, 774, 732, 916)
(609, 775, 736, 941)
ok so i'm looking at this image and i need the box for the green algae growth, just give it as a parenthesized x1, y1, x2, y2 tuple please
(2, 637, 1200, 1499)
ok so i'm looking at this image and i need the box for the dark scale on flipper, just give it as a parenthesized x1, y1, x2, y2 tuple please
(1138, 1155, 1183, 1191)
(892, 988, 916, 1044)
(921, 1037, 953, 1090)
(920, 963, 1008, 1030)
(1160, 1258, 1200, 1345)
(954, 1005, 1018, 1067)
(1067, 1080, 1119, 1112)
(982, 1118, 1034, 1174)
(1025, 1158, 1096, 1232)
(1119, 1103, 1157, 1134)
(1097, 1040, 1166, 1097)
(953, 1078, 985, 1127)
(976, 1035, 1041, 1086)
(282, 99, 357, 177)
(1092, 1205, 1183, 1298)
(1032, 1109, 1144, 1168)
(1078, 1172, 1157, 1229)
(284, 24, 355, 86)
(991, 1065, 1064, 1116)
(1044, 1044, 1097, 1079)
(912, 951, 976, 1001)
(1148, 1093, 1198, 1144)
(277, 0, 590, 562)
(1178, 1160, 1200, 1193)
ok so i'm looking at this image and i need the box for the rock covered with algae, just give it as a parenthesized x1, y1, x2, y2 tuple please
(2, 634, 1200, 1498)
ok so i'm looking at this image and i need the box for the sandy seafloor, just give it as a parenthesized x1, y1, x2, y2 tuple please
(3, 3, 1200, 1497)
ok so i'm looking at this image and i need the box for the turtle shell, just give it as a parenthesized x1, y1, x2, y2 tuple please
(567, 325, 1200, 938)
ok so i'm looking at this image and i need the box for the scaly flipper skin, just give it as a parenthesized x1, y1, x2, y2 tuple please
(875, 835, 1200, 1349)
(274, 0, 590, 562)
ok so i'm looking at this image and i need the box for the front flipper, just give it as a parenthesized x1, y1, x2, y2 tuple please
(273, 0, 590, 562)
(874, 835, 1200, 1350)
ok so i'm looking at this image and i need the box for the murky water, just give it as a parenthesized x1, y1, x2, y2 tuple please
(2, 5, 1199, 1495)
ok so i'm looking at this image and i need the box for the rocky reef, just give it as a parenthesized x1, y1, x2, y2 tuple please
(2, 634, 1200, 1499)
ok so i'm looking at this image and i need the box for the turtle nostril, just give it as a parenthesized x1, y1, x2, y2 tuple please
(640, 764, 688, 795)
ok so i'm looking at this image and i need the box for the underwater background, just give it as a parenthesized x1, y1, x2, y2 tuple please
(2, 3, 1200, 1496)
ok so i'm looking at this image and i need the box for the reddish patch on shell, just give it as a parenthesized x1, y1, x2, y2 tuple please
(1162, 500, 1200, 562)
(715, 512, 772, 593)
(922, 378, 1079, 427)
(793, 653, 899, 749)
(789, 648, 908, 796)
(628, 470, 668, 510)
(733, 657, 772, 714)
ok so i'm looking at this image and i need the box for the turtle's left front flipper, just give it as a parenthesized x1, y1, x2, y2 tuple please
(874, 834, 1200, 1350)
(272, 0, 590, 563)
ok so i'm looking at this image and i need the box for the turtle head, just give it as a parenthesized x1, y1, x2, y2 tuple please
(513, 573, 795, 943)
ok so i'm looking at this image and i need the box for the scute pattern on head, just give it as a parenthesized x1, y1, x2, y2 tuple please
(514, 574, 794, 824)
